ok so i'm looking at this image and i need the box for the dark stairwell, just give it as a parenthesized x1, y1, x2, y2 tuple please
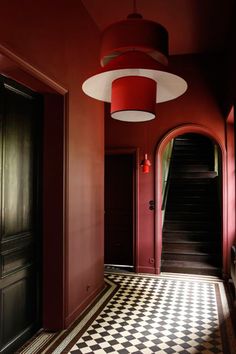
(162, 134, 222, 276)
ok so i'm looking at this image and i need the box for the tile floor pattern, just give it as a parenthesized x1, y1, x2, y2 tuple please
(69, 274, 224, 354)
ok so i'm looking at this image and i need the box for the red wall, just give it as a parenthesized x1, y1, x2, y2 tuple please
(0, 0, 104, 328)
(105, 55, 229, 273)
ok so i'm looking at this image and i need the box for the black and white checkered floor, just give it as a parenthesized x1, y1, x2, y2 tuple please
(18, 272, 235, 354)
(68, 273, 232, 354)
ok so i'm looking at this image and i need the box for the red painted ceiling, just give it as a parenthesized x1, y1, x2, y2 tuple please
(81, 0, 234, 56)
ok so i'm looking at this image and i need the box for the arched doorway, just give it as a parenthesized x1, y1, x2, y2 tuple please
(155, 124, 227, 276)
(162, 132, 221, 274)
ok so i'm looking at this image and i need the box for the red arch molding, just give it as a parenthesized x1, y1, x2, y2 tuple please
(154, 123, 228, 277)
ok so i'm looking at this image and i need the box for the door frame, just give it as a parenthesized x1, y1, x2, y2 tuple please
(0, 44, 68, 330)
(105, 148, 139, 272)
(0, 76, 44, 353)
(154, 123, 228, 276)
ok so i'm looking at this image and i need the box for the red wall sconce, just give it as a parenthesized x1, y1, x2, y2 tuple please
(141, 153, 151, 173)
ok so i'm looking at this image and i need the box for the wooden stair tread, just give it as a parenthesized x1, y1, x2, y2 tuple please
(161, 259, 220, 269)
(163, 239, 218, 244)
(161, 260, 221, 275)
(163, 229, 218, 233)
(162, 249, 217, 256)
(165, 213, 215, 220)
(171, 172, 217, 178)
(165, 217, 216, 222)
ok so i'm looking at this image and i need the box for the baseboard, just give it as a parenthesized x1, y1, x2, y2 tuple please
(65, 283, 105, 328)
(136, 266, 156, 274)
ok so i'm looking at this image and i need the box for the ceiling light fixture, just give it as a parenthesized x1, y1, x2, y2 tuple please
(82, 0, 187, 122)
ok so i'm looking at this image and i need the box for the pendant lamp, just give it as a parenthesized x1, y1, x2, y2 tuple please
(82, 6, 187, 122)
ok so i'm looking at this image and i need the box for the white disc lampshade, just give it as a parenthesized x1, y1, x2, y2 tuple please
(82, 51, 187, 122)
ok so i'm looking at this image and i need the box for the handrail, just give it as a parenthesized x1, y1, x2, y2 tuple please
(161, 167, 171, 211)
(161, 139, 174, 212)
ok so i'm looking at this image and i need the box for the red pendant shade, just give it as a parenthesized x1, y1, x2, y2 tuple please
(100, 15, 168, 67)
(111, 76, 157, 122)
(82, 12, 188, 122)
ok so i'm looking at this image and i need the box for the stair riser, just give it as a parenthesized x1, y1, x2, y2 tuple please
(170, 179, 216, 186)
(165, 214, 217, 221)
(174, 141, 212, 146)
(171, 172, 217, 178)
(168, 189, 214, 195)
(167, 195, 216, 202)
(162, 253, 219, 262)
(163, 236, 220, 245)
(163, 232, 219, 242)
(172, 160, 212, 166)
(162, 243, 220, 253)
(161, 265, 221, 276)
(173, 159, 212, 166)
(171, 165, 212, 172)
(172, 154, 211, 159)
(166, 204, 217, 212)
(166, 205, 217, 211)
(164, 223, 218, 231)
(173, 148, 213, 155)
(168, 188, 214, 194)
(173, 140, 210, 143)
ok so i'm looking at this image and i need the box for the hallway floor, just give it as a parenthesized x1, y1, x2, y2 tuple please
(18, 273, 235, 354)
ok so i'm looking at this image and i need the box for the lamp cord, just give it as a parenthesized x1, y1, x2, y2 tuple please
(127, 0, 142, 19)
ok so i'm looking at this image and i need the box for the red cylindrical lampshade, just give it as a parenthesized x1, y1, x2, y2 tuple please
(111, 76, 157, 122)
(100, 16, 168, 66)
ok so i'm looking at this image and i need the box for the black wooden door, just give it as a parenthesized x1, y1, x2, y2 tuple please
(0, 76, 42, 353)
(105, 154, 134, 268)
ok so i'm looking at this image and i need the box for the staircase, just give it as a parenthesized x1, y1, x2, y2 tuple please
(162, 134, 222, 276)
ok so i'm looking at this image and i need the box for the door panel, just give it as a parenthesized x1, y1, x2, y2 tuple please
(0, 77, 42, 353)
(105, 154, 134, 267)
(3, 89, 34, 236)
(1, 271, 35, 347)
